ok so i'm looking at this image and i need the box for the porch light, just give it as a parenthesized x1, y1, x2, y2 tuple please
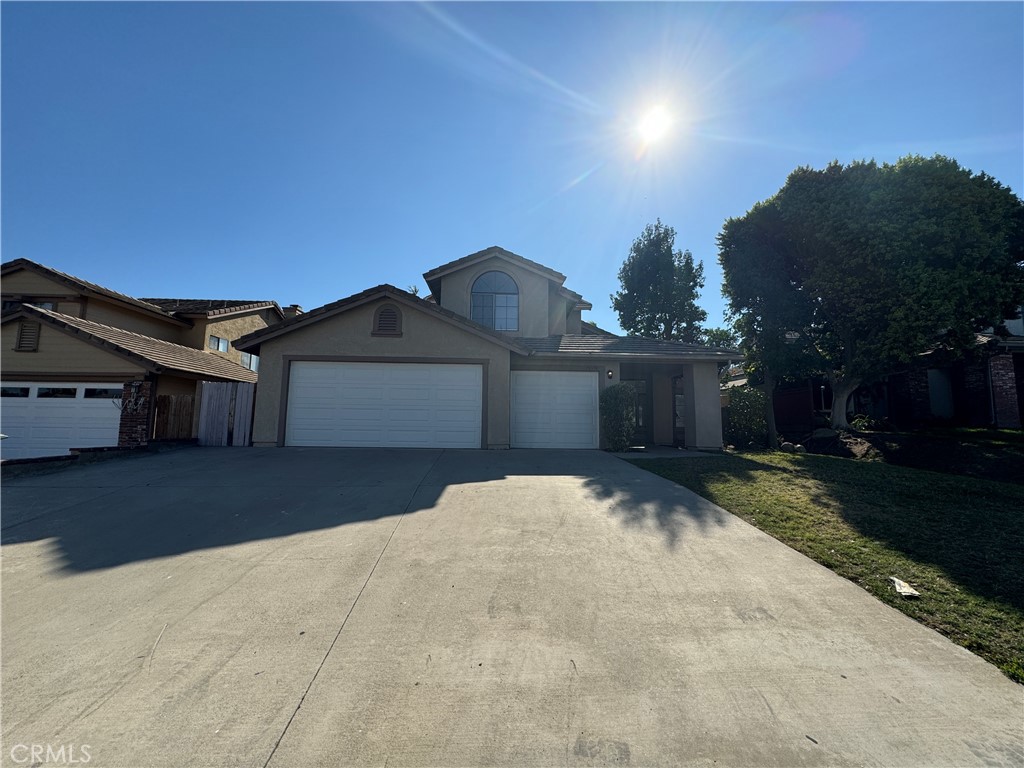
(607, 369, 614, 379)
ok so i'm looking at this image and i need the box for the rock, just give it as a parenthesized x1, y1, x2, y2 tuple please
(780, 442, 796, 453)
(811, 428, 838, 439)
(794, 444, 807, 453)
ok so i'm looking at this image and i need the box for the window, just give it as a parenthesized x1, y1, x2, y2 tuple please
(240, 352, 259, 371)
(84, 388, 123, 399)
(37, 387, 77, 399)
(0, 387, 29, 398)
(209, 335, 229, 353)
(471, 271, 518, 331)
(15, 321, 40, 352)
(372, 305, 402, 336)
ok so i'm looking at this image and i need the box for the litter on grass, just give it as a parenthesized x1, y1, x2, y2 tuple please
(890, 577, 920, 597)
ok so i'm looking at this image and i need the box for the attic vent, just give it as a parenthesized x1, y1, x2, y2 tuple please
(15, 321, 40, 352)
(372, 305, 403, 337)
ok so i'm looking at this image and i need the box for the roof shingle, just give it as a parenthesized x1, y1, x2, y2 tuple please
(520, 335, 739, 359)
(13, 305, 259, 382)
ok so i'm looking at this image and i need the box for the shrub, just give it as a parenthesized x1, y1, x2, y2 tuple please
(850, 413, 890, 431)
(600, 382, 637, 451)
(724, 386, 769, 447)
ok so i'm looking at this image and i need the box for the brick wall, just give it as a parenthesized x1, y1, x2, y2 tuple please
(990, 355, 1021, 429)
(118, 380, 154, 448)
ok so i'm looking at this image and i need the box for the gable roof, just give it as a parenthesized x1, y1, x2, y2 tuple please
(423, 246, 567, 287)
(233, 284, 531, 354)
(1, 258, 190, 327)
(4, 304, 259, 382)
(520, 335, 740, 361)
(140, 298, 284, 320)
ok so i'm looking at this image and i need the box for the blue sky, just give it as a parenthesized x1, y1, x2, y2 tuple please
(3, 2, 1022, 334)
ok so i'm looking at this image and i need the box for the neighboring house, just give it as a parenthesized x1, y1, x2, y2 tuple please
(1, 259, 284, 459)
(732, 309, 1024, 437)
(234, 246, 738, 450)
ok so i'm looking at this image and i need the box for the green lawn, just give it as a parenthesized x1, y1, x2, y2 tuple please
(630, 451, 1024, 684)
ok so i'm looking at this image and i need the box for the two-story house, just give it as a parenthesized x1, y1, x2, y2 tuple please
(234, 246, 737, 450)
(0, 259, 284, 459)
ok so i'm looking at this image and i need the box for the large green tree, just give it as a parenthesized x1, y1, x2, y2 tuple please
(612, 220, 708, 342)
(719, 155, 1024, 431)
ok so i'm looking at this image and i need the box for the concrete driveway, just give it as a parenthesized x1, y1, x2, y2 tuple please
(2, 447, 1021, 768)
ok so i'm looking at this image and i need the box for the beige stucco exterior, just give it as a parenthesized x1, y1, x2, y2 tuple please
(179, 310, 276, 365)
(250, 298, 513, 449)
(681, 361, 725, 450)
(435, 256, 554, 338)
(2, 322, 146, 379)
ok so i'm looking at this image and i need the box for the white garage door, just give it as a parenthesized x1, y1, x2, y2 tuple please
(511, 371, 599, 449)
(0, 382, 124, 460)
(285, 362, 483, 448)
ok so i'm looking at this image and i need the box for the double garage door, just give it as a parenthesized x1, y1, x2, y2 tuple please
(1, 381, 124, 460)
(286, 362, 483, 448)
(285, 363, 599, 449)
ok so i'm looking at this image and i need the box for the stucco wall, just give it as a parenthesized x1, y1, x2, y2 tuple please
(2, 270, 73, 297)
(1, 322, 145, 378)
(179, 311, 275, 363)
(250, 298, 512, 448)
(436, 257, 551, 338)
(85, 300, 184, 341)
(681, 362, 724, 450)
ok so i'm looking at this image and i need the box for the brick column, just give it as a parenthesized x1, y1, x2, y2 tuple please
(118, 380, 154, 448)
(990, 354, 1021, 429)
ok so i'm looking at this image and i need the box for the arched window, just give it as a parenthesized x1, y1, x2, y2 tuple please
(372, 304, 402, 336)
(471, 271, 518, 331)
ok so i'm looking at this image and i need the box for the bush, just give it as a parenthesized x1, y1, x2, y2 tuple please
(850, 413, 890, 431)
(600, 383, 637, 451)
(724, 386, 769, 447)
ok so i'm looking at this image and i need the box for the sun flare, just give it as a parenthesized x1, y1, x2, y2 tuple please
(637, 105, 672, 144)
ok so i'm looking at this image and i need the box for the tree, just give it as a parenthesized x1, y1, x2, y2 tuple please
(612, 220, 708, 342)
(701, 326, 739, 348)
(719, 155, 1024, 431)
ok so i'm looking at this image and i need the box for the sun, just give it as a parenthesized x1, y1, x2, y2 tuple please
(637, 105, 672, 145)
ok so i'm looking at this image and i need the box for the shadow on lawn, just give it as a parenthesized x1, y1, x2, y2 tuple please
(1, 447, 726, 572)
(634, 453, 1024, 613)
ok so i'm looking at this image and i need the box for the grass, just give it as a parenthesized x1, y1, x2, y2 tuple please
(629, 451, 1024, 684)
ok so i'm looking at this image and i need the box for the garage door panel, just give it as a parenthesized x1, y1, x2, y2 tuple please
(511, 371, 599, 449)
(1, 381, 124, 459)
(286, 362, 482, 448)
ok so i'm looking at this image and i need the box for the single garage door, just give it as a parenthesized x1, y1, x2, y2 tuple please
(285, 362, 483, 448)
(511, 370, 599, 449)
(0, 382, 124, 460)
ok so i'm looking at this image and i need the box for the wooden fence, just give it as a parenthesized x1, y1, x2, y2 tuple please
(197, 381, 256, 447)
(154, 394, 195, 440)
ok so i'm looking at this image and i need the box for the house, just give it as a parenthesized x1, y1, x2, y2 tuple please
(1, 259, 284, 459)
(234, 246, 738, 450)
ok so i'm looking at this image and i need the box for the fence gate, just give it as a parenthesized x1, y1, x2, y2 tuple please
(154, 394, 195, 440)
(197, 381, 256, 446)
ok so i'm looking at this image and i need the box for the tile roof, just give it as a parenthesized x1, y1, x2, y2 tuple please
(234, 284, 531, 354)
(580, 322, 618, 337)
(13, 305, 259, 382)
(140, 298, 282, 318)
(520, 335, 740, 359)
(423, 246, 567, 284)
(1, 258, 183, 322)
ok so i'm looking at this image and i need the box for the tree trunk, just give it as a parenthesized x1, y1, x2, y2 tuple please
(829, 377, 860, 430)
(764, 368, 780, 449)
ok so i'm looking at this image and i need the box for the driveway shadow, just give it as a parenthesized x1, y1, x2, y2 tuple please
(1, 447, 727, 573)
(630, 452, 1024, 613)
